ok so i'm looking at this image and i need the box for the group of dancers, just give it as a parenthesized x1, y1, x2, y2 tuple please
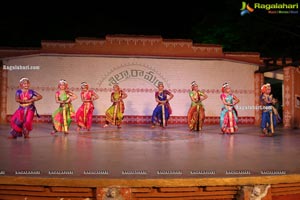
(9, 77, 280, 139)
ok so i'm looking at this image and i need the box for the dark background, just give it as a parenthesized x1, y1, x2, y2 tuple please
(0, 1, 299, 60)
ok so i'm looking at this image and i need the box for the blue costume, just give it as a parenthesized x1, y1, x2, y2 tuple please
(151, 90, 172, 127)
(261, 94, 276, 135)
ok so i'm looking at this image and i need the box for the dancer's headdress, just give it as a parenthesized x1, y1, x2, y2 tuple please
(191, 81, 198, 87)
(19, 77, 29, 83)
(59, 79, 67, 84)
(222, 82, 229, 88)
(222, 82, 229, 93)
(58, 79, 68, 89)
(261, 83, 271, 93)
(81, 81, 88, 88)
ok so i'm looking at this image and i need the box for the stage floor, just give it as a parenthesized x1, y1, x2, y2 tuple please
(0, 123, 299, 179)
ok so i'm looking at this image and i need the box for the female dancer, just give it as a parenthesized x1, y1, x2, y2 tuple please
(260, 83, 276, 136)
(103, 84, 127, 128)
(76, 82, 99, 131)
(151, 82, 174, 128)
(51, 79, 77, 135)
(9, 77, 42, 139)
(187, 81, 208, 131)
(220, 82, 239, 134)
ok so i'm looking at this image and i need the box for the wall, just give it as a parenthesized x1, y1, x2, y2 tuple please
(283, 66, 300, 129)
(295, 67, 300, 128)
(4, 54, 257, 124)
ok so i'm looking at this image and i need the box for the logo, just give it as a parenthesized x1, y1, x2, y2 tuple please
(241, 2, 298, 15)
(240, 2, 255, 16)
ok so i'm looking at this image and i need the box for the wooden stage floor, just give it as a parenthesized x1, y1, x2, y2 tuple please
(1, 123, 300, 199)
(0, 123, 299, 179)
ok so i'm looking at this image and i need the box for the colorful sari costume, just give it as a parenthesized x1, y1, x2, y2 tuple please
(52, 91, 75, 132)
(105, 91, 125, 126)
(187, 90, 205, 131)
(151, 90, 172, 126)
(220, 93, 238, 134)
(261, 95, 276, 134)
(10, 89, 38, 137)
(76, 90, 96, 129)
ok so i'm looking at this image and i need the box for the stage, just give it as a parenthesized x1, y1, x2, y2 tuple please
(0, 123, 299, 179)
(1, 123, 300, 199)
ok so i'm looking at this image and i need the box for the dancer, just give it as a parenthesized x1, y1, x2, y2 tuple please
(103, 84, 127, 128)
(51, 79, 77, 135)
(220, 82, 239, 134)
(187, 81, 208, 131)
(151, 82, 174, 128)
(260, 83, 276, 136)
(76, 82, 99, 131)
(9, 77, 42, 139)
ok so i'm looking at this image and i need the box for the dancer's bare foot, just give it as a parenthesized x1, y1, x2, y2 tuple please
(24, 134, 30, 139)
(262, 128, 268, 135)
(76, 127, 81, 132)
(103, 124, 108, 128)
(23, 129, 29, 138)
(268, 133, 274, 137)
